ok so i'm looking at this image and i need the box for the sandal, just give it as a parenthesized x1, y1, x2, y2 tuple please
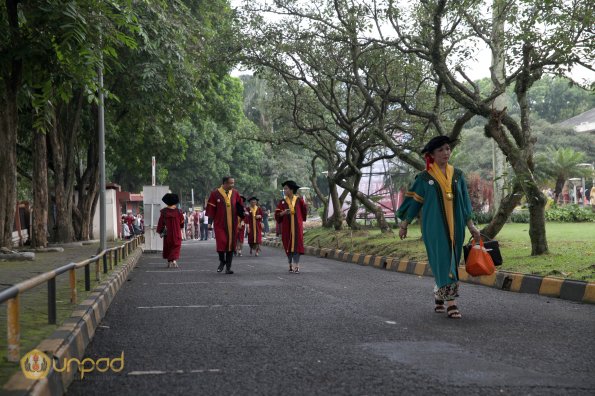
(294, 268, 300, 274)
(434, 300, 446, 313)
(289, 267, 294, 273)
(447, 305, 462, 319)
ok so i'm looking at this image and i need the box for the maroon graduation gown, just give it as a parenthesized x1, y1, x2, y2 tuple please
(275, 196, 307, 255)
(245, 207, 263, 246)
(206, 187, 244, 252)
(156, 207, 184, 261)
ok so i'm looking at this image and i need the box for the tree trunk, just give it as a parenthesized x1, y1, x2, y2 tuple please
(553, 175, 565, 204)
(481, 181, 523, 239)
(48, 93, 83, 243)
(328, 181, 345, 230)
(0, 87, 19, 248)
(528, 193, 548, 255)
(346, 192, 359, 229)
(31, 131, 49, 248)
(73, 104, 100, 241)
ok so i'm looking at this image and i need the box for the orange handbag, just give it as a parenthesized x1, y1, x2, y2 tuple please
(465, 239, 496, 277)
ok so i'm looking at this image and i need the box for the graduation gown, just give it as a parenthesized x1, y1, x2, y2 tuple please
(245, 206, 263, 246)
(156, 208, 184, 261)
(206, 187, 244, 252)
(237, 210, 247, 243)
(275, 196, 307, 255)
(396, 166, 473, 289)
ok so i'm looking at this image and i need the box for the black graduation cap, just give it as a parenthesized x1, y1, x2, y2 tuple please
(282, 180, 300, 193)
(248, 196, 259, 202)
(421, 135, 456, 154)
(162, 193, 179, 206)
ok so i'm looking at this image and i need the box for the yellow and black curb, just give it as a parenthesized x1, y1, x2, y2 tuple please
(262, 239, 594, 304)
(2, 247, 143, 396)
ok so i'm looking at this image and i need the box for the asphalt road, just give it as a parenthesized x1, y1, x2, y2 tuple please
(67, 239, 595, 395)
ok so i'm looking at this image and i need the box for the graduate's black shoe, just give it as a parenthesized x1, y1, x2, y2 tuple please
(217, 262, 225, 272)
(225, 269, 234, 274)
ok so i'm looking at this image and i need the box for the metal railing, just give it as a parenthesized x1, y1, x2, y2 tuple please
(0, 235, 144, 362)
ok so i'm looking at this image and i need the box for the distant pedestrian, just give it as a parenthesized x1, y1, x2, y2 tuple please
(186, 210, 195, 240)
(590, 186, 595, 213)
(206, 176, 244, 274)
(157, 193, 185, 268)
(193, 209, 201, 240)
(200, 208, 209, 240)
(262, 208, 270, 236)
(275, 180, 307, 273)
(396, 136, 480, 319)
(245, 197, 263, 256)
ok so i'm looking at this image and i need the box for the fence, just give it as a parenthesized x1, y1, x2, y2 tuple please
(0, 235, 143, 362)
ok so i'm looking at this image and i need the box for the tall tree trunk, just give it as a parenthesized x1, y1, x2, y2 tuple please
(0, 0, 22, 248)
(31, 131, 49, 248)
(0, 87, 19, 248)
(48, 93, 83, 243)
(73, 104, 100, 241)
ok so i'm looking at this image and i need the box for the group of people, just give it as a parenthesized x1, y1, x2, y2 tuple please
(121, 211, 143, 239)
(155, 135, 492, 319)
(156, 177, 307, 274)
(183, 208, 210, 241)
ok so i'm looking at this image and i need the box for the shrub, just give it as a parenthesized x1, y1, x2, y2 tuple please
(545, 205, 595, 222)
(472, 212, 493, 224)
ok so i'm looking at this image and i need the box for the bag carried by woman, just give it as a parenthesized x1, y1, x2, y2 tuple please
(465, 239, 496, 277)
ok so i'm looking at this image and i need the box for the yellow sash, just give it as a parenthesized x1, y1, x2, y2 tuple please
(218, 186, 233, 250)
(284, 196, 298, 252)
(428, 163, 455, 244)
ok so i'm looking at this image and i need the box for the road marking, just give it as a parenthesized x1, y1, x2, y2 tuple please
(128, 370, 167, 376)
(158, 282, 234, 285)
(137, 304, 259, 309)
(128, 369, 221, 376)
(144, 270, 210, 273)
(247, 265, 255, 267)
(277, 277, 285, 280)
(385, 321, 397, 325)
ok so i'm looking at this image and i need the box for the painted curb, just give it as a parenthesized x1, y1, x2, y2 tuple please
(2, 247, 143, 396)
(261, 239, 594, 304)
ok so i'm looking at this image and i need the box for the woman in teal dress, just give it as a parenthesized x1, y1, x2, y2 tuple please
(397, 136, 481, 319)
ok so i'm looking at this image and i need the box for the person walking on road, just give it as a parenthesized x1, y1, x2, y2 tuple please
(262, 207, 270, 236)
(157, 193, 185, 268)
(206, 176, 245, 274)
(275, 180, 307, 273)
(200, 208, 209, 240)
(245, 197, 263, 256)
(397, 136, 480, 319)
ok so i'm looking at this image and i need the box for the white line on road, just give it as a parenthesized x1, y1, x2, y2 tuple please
(137, 304, 259, 309)
(158, 282, 234, 285)
(385, 321, 397, 325)
(144, 270, 210, 273)
(128, 369, 222, 376)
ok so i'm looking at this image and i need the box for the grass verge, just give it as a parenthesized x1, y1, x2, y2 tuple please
(303, 222, 595, 282)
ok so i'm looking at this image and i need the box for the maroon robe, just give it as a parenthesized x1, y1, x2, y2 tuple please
(206, 187, 244, 252)
(275, 196, 307, 255)
(245, 207, 263, 246)
(237, 211, 246, 243)
(156, 207, 184, 261)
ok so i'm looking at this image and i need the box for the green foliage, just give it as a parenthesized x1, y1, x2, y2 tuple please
(545, 205, 595, 223)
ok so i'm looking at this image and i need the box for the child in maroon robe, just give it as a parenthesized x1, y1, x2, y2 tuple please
(275, 180, 307, 273)
(157, 193, 185, 268)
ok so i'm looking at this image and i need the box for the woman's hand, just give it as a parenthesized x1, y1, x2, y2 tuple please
(469, 225, 481, 242)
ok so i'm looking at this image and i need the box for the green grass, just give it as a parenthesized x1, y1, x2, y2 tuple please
(303, 222, 595, 282)
(0, 246, 133, 386)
